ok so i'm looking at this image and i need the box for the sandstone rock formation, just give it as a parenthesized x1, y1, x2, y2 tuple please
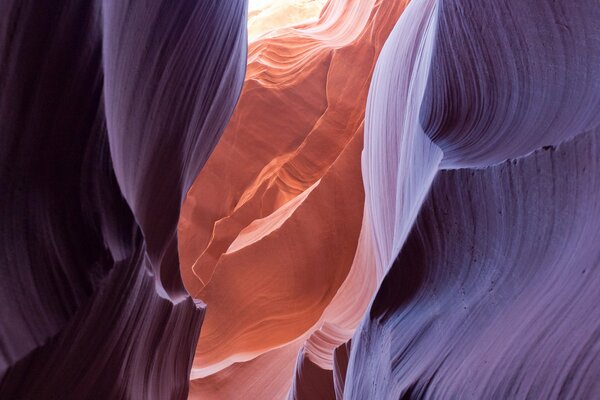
(179, 0, 408, 397)
(0, 1, 246, 398)
(3, 0, 599, 398)
(347, 0, 600, 398)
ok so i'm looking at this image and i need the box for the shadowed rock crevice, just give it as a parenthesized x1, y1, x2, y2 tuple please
(0, 1, 246, 398)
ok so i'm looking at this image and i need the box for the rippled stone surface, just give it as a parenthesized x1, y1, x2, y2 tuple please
(0, 2, 246, 398)
(348, 0, 600, 398)
(180, 0, 408, 398)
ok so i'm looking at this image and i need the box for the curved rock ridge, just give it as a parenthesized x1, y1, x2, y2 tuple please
(349, 0, 600, 398)
(0, 1, 246, 398)
(179, 0, 409, 396)
(245, 0, 379, 87)
(348, 128, 600, 398)
(190, 339, 305, 400)
(332, 341, 351, 399)
(248, 0, 327, 43)
(288, 347, 336, 400)
(421, 0, 600, 168)
(362, 0, 443, 278)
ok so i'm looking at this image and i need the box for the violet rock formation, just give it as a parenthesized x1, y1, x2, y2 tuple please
(0, 1, 246, 398)
(348, 0, 600, 398)
(350, 129, 600, 399)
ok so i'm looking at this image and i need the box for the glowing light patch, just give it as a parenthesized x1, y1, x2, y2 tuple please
(248, 0, 327, 42)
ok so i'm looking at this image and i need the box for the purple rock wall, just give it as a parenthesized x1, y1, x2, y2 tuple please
(349, 0, 600, 398)
(0, 1, 246, 398)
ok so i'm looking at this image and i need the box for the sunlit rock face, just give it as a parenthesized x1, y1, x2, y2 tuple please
(0, 1, 245, 398)
(179, 0, 408, 398)
(248, 0, 327, 42)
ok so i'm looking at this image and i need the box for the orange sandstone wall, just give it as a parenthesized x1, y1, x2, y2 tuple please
(178, 0, 408, 397)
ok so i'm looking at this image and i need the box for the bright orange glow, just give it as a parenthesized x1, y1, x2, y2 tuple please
(248, 0, 327, 42)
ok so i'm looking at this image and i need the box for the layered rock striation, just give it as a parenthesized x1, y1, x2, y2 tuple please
(0, 1, 246, 398)
(348, 0, 600, 398)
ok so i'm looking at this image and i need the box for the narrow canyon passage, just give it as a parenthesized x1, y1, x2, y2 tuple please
(2, 1, 599, 399)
